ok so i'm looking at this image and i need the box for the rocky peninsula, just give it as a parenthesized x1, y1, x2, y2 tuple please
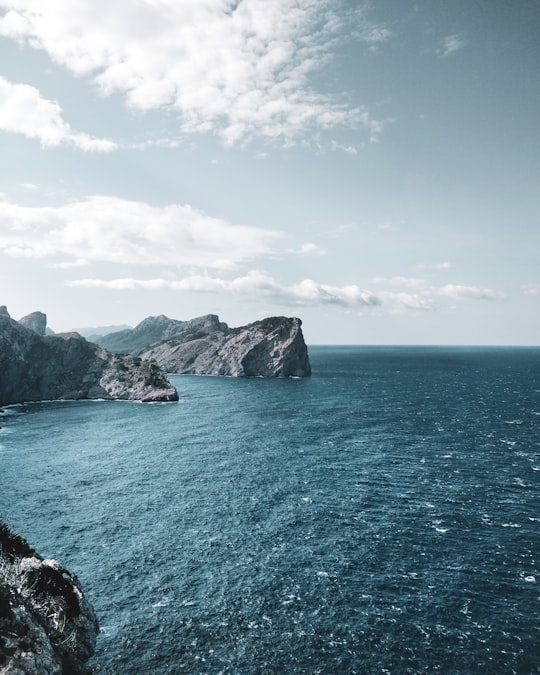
(0, 308, 310, 670)
(0, 520, 98, 674)
(98, 314, 312, 377)
(0, 306, 178, 406)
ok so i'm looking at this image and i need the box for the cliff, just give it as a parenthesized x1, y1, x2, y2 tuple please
(18, 311, 48, 336)
(0, 521, 98, 674)
(0, 306, 178, 405)
(99, 314, 312, 377)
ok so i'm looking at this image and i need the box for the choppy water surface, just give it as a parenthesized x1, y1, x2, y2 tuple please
(1, 347, 539, 673)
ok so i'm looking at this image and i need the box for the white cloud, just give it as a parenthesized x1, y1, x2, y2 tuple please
(331, 139, 358, 155)
(372, 277, 504, 301)
(300, 243, 324, 255)
(438, 284, 506, 300)
(521, 284, 540, 296)
(356, 25, 392, 50)
(0, 0, 380, 146)
(438, 33, 466, 57)
(50, 258, 89, 269)
(68, 271, 384, 308)
(128, 137, 185, 150)
(287, 279, 380, 307)
(0, 196, 280, 268)
(0, 75, 117, 151)
(66, 270, 507, 313)
(378, 291, 433, 311)
(371, 277, 504, 302)
(287, 242, 326, 256)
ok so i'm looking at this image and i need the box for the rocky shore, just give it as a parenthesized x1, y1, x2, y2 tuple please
(0, 521, 98, 674)
(0, 307, 312, 670)
(0, 306, 178, 406)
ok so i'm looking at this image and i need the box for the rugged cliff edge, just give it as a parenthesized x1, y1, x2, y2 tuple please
(0, 306, 178, 405)
(99, 314, 311, 377)
(0, 521, 98, 674)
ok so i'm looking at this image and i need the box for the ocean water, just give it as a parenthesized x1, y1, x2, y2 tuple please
(1, 346, 539, 674)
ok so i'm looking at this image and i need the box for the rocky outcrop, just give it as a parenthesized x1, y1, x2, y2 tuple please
(0, 306, 178, 406)
(0, 520, 98, 674)
(99, 313, 228, 354)
(99, 314, 311, 377)
(18, 311, 47, 336)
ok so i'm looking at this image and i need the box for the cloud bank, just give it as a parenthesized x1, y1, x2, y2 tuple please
(68, 272, 386, 309)
(0, 0, 381, 145)
(0, 196, 280, 268)
(0, 75, 117, 150)
(0, 194, 506, 314)
(67, 272, 504, 313)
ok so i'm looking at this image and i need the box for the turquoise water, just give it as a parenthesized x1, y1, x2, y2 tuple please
(1, 346, 539, 673)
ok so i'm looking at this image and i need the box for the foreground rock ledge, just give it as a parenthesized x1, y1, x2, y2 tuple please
(0, 521, 98, 674)
(0, 306, 178, 406)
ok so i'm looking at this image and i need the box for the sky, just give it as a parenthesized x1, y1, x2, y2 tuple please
(0, 0, 538, 345)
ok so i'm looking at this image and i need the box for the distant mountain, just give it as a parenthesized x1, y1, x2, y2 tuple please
(71, 324, 133, 342)
(0, 306, 178, 405)
(97, 314, 225, 354)
(97, 314, 311, 377)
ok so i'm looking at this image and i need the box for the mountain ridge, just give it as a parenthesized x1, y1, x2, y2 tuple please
(97, 313, 311, 377)
(0, 306, 178, 406)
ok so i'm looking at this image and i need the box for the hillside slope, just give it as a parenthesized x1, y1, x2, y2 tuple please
(99, 314, 311, 377)
(0, 306, 178, 405)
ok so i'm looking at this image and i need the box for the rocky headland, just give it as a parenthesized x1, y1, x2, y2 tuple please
(98, 314, 311, 377)
(0, 306, 178, 406)
(0, 520, 98, 674)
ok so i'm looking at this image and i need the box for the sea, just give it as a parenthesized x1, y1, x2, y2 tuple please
(1, 346, 539, 674)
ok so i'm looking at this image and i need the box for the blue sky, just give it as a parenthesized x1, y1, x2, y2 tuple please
(0, 0, 538, 344)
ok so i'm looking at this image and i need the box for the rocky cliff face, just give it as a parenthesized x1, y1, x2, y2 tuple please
(18, 311, 47, 336)
(0, 306, 178, 405)
(99, 314, 311, 377)
(0, 521, 98, 674)
(99, 313, 228, 354)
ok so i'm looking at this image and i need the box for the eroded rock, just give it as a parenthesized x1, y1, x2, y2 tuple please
(0, 522, 98, 674)
(0, 307, 178, 405)
(99, 314, 311, 377)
